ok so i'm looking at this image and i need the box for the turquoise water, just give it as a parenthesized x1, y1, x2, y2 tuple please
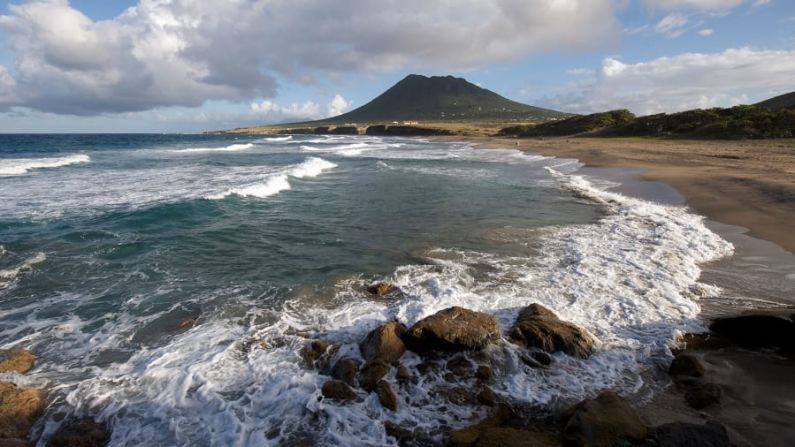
(0, 134, 733, 445)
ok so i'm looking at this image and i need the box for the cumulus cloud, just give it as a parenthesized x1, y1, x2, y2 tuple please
(0, 66, 18, 106)
(543, 47, 795, 115)
(249, 94, 350, 123)
(0, 0, 618, 116)
(326, 94, 350, 117)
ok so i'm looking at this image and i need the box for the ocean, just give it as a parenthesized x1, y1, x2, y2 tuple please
(0, 134, 735, 445)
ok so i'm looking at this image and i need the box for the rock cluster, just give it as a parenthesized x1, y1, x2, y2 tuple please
(508, 304, 594, 358)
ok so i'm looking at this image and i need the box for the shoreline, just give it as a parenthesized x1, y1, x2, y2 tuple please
(449, 136, 795, 255)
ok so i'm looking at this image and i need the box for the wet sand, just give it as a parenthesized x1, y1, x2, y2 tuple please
(455, 136, 795, 254)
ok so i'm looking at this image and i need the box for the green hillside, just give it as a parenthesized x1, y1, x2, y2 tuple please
(500, 110, 635, 137)
(317, 74, 570, 123)
(755, 91, 795, 110)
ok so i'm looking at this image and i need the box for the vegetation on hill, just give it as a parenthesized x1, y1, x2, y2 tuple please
(755, 91, 795, 110)
(318, 74, 570, 123)
(499, 110, 635, 137)
(501, 106, 795, 139)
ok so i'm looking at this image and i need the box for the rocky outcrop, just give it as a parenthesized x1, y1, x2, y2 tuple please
(404, 307, 500, 353)
(562, 391, 648, 447)
(668, 354, 705, 379)
(321, 380, 357, 401)
(508, 304, 593, 358)
(0, 382, 44, 440)
(365, 125, 453, 136)
(329, 126, 359, 135)
(709, 313, 795, 351)
(359, 360, 389, 392)
(645, 421, 730, 447)
(0, 350, 35, 374)
(448, 404, 513, 447)
(49, 417, 109, 447)
(366, 282, 398, 297)
(475, 427, 559, 447)
(359, 322, 406, 364)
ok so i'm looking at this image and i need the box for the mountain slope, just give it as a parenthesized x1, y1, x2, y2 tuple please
(755, 91, 795, 110)
(318, 75, 569, 123)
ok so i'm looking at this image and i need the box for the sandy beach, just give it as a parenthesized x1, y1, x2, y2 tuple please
(457, 136, 795, 254)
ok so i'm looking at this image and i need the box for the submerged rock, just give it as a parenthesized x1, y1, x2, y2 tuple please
(359, 322, 407, 364)
(709, 313, 795, 351)
(321, 380, 357, 401)
(376, 380, 398, 411)
(685, 383, 722, 409)
(404, 307, 500, 353)
(562, 391, 648, 447)
(49, 417, 109, 447)
(332, 358, 362, 387)
(475, 365, 493, 383)
(0, 382, 45, 439)
(300, 340, 335, 369)
(395, 364, 413, 383)
(508, 304, 593, 358)
(476, 386, 496, 406)
(645, 421, 730, 447)
(446, 356, 475, 379)
(668, 354, 705, 379)
(359, 360, 390, 392)
(0, 350, 35, 374)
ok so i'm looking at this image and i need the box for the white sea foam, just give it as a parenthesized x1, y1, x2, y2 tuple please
(0, 154, 90, 176)
(258, 136, 292, 142)
(174, 143, 254, 153)
(208, 157, 337, 200)
(33, 162, 735, 446)
(0, 252, 46, 283)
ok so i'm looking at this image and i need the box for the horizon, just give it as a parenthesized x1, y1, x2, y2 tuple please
(0, 0, 793, 133)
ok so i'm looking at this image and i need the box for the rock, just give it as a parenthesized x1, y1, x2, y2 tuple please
(330, 126, 359, 135)
(300, 340, 335, 369)
(178, 318, 196, 329)
(668, 354, 705, 379)
(476, 387, 496, 406)
(404, 307, 500, 353)
(332, 358, 361, 387)
(313, 126, 330, 134)
(376, 380, 398, 411)
(384, 421, 414, 443)
(0, 438, 28, 447)
(448, 404, 513, 447)
(563, 391, 648, 447)
(475, 427, 559, 447)
(646, 421, 730, 447)
(0, 382, 45, 439)
(321, 380, 357, 401)
(671, 333, 729, 355)
(0, 350, 35, 374)
(49, 417, 109, 447)
(396, 364, 413, 382)
(447, 356, 474, 378)
(366, 282, 398, 297)
(359, 360, 390, 392)
(508, 304, 593, 358)
(519, 351, 552, 369)
(710, 313, 795, 351)
(475, 365, 493, 383)
(685, 383, 722, 409)
(360, 322, 407, 364)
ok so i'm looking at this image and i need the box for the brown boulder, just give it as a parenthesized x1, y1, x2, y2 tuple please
(563, 391, 648, 447)
(49, 417, 109, 447)
(475, 427, 559, 447)
(685, 383, 722, 409)
(476, 387, 496, 406)
(404, 307, 500, 353)
(366, 282, 398, 297)
(299, 340, 336, 371)
(331, 358, 361, 387)
(508, 304, 593, 358)
(359, 322, 407, 364)
(376, 380, 398, 411)
(396, 364, 413, 383)
(448, 404, 513, 447)
(321, 380, 357, 401)
(669, 354, 704, 379)
(0, 382, 45, 439)
(0, 350, 35, 374)
(359, 360, 389, 392)
(475, 365, 493, 383)
(709, 313, 795, 351)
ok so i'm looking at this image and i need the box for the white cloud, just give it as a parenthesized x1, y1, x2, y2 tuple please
(326, 94, 350, 117)
(654, 13, 689, 37)
(698, 28, 714, 36)
(566, 68, 596, 76)
(250, 100, 322, 122)
(0, 0, 619, 115)
(0, 66, 18, 106)
(542, 47, 795, 115)
(752, 0, 770, 7)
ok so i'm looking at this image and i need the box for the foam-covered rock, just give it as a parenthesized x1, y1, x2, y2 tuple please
(321, 380, 357, 401)
(404, 307, 500, 353)
(359, 322, 406, 363)
(0, 350, 35, 374)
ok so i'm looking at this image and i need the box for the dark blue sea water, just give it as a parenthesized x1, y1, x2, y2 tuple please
(0, 134, 733, 445)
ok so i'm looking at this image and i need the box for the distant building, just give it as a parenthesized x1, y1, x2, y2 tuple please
(402, 120, 419, 125)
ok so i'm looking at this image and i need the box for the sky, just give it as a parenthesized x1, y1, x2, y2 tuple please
(0, 0, 793, 133)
